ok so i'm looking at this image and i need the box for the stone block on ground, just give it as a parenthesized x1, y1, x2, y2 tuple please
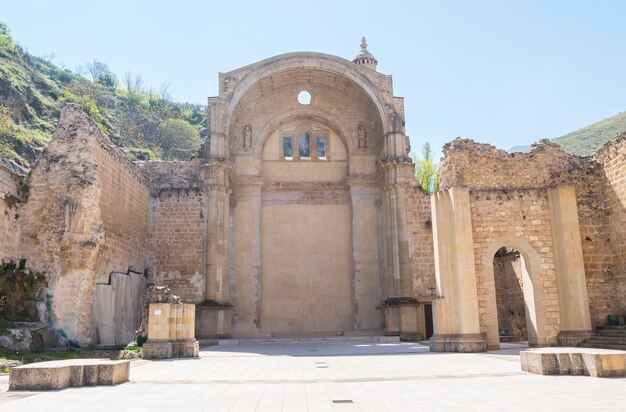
(9, 359, 129, 391)
(520, 348, 626, 378)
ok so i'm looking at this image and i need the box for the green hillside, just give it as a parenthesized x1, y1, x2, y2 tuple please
(552, 111, 626, 156)
(0, 22, 207, 173)
(509, 111, 626, 156)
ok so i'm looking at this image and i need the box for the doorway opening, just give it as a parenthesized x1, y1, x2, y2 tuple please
(493, 247, 528, 343)
(423, 303, 434, 340)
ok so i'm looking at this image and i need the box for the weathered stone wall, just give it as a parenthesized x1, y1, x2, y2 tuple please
(439, 139, 591, 191)
(12, 104, 150, 345)
(140, 160, 205, 301)
(597, 132, 626, 316)
(141, 160, 207, 304)
(407, 188, 436, 299)
(148, 189, 206, 303)
(0, 165, 21, 260)
(470, 188, 560, 344)
(94, 142, 149, 277)
(93, 271, 146, 346)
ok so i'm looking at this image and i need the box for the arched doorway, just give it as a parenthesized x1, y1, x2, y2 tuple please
(493, 247, 528, 343)
(482, 237, 548, 349)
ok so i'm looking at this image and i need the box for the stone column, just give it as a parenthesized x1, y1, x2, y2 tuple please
(430, 187, 487, 352)
(547, 185, 593, 346)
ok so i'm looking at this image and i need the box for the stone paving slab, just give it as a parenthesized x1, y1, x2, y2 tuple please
(0, 342, 625, 411)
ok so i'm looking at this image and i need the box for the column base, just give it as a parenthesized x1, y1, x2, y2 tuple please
(142, 339, 199, 359)
(429, 333, 488, 353)
(142, 340, 172, 359)
(381, 297, 424, 340)
(558, 330, 594, 347)
(196, 301, 233, 339)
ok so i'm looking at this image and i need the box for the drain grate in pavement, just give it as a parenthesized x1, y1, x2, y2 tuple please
(332, 400, 354, 404)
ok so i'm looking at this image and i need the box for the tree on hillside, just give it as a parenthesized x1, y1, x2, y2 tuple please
(0, 21, 10, 36)
(413, 142, 440, 194)
(156, 118, 201, 160)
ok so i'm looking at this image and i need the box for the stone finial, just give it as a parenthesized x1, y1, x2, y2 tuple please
(353, 36, 378, 71)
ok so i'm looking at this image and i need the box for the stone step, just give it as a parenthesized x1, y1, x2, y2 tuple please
(585, 339, 626, 345)
(218, 335, 401, 346)
(579, 342, 626, 351)
(597, 326, 626, 331)
(595, 331, 626, 337)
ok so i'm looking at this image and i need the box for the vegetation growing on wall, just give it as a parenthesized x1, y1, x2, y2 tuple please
(413, 142, 440, 194)
(0, 261, 47, 321)
(0, 21, 207, 171)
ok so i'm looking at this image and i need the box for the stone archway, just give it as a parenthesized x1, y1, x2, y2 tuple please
(482, 236, 547, 348)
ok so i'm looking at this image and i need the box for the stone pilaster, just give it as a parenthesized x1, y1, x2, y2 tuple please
(230, 176, 265, 336)
(379, 158, 421, 339)
(430, 187, 487, 352)
(547, 185, 593, 346)
(347, 176, 383, 331)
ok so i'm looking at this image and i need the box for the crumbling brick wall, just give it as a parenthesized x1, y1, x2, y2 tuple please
(143, 161, 207, 303)
(407, 188, 436, 299)
(470, 188, 560, 343)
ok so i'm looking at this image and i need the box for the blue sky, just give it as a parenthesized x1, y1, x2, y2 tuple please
(2, 0, 625, 159)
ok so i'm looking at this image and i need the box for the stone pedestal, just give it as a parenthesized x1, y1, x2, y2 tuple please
(142, 303, 199, 359)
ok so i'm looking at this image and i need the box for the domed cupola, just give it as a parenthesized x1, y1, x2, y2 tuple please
(352, 37, 378, 71)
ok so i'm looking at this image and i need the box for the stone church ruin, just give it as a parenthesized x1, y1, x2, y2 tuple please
(1, 40, 625, 352)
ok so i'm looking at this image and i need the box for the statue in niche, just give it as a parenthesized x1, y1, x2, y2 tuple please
(393, 114, 404, 133)
(242, 125, 252, 149)
(357, 125, 367, 150)
(222, 76, 236, 93)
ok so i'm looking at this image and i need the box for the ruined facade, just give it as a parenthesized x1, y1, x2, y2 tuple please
(430, 136, 626, 351)
(0, 42, 436, 345)
(1, 42, 625, 350)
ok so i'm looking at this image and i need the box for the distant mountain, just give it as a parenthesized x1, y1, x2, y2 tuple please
(509, 144, 531, 153)
(509, 111, 626, 156)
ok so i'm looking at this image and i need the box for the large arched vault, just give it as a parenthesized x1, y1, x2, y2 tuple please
(194, 47, 428, 339)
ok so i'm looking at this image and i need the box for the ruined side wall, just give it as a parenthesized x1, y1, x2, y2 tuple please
(440, 138, 616, 330)
(407, 188, 435, 298)
(95, 143, 149, 277)
(143, 161, 207, 304)
(597, 132, 626, 316)
(0, 165, 21, 260)
(14, 104, 150, 345)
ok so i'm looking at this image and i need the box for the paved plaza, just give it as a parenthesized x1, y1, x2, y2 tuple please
(1, 341, 626, 411)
